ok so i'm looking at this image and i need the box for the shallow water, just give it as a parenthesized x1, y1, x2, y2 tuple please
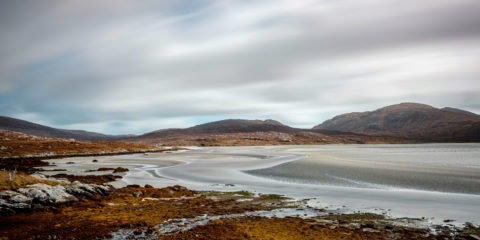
(49, 144, 480, 225)
(247, 144, 480, 194)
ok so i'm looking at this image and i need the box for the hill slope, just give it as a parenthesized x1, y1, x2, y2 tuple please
(313, 103, 480, 141)
(0, 116, 117, 141)
(128, 119, 403, 145)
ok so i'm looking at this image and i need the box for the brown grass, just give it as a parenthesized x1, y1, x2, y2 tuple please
(0, 130, 161, 158)
(0, 171, 63, 191)
(0, 185, 459, 240)
(136, 131, 413, 146)
(158, 216, 440, 240)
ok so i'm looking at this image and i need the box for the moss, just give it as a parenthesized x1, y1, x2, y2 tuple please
(258, 193, 291, 200)
(203, 190, 254, 197)
(223, 191, 254, 196)
(461, 222, 480, 236)
(322, 213, 386, 221)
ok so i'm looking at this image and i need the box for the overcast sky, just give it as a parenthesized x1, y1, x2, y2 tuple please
(1, 0, 479, 134)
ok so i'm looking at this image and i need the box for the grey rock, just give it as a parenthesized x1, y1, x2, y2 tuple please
(0, 190, 18, 200)
(30, 173, 47, 179)
(66, 181, 112, 197)
(18, 183, 77, 204)
(10, 193, 32, 204)
(1, 180, 112, 215)
(0, 199, 30, 211)
(0, 190, 33, 205)
(18, 187, 49, 204)
(9, 202, 31, 209)
(96, 185, 113, 195)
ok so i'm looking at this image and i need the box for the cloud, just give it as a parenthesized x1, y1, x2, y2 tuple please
(1, 0, 479, 134)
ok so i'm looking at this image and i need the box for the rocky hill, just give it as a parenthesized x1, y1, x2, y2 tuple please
(313, 103, 480, 141)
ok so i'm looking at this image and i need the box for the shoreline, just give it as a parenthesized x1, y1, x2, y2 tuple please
(37, 145, 480, 226)
(1, 181, 478, 239)
(1, 144, 479, 239)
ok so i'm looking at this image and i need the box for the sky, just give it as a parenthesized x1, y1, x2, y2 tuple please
(1, 0, 479, 135)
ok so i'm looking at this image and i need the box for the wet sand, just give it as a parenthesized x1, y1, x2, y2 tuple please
(248, 144, 480, 194)
(46, 144, 480, 225)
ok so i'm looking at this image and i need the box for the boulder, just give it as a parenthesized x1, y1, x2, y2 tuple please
(0, 192, 32, 215)
(1, 180, 112, 215)
(10, 193, 32, 204)
(18, 183, 77, 204)
(66, 181, 112, 198)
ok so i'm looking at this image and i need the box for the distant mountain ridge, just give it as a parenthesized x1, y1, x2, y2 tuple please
(0, 116, 119, 141)
(3, 102, 479, 145)
(175, 119, 291, 134)
(126, 119, 403, 145)
(313, 103, 480, 141)
(128, 119, 299, 144)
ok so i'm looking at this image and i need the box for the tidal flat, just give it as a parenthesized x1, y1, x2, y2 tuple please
(44, 144, 480, 225)
(2, 144, 479, 239)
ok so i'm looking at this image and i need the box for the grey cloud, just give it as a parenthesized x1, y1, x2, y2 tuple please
(1, 0, 479, 134)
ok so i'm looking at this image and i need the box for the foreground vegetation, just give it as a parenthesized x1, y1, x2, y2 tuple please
(0, 171, 63, 191)
(0, 131, 479, 239)
(1, 182, 478, 239)
(0, 130, 163, 158)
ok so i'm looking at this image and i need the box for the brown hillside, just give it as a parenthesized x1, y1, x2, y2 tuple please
(313, 103, 480, 141)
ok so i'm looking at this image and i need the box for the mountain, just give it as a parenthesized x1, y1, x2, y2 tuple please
(313, 103, 480, 141)
(127, 119, 404, 146)
(185, 119, 294, 133)
(0, 116, 119, 141)
(441, 107, 478, 116)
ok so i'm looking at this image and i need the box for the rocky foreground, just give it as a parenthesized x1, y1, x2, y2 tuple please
(0, 145, 479, 240)
(0, 172, 479, 239)
(0, 179, 112, 215)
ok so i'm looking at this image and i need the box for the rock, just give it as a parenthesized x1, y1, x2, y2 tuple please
(10, 193, 32, 204)
(96, 185, 113, 196)
(18, 183, 77, 204)
(0, 190, 19, 200)
(30, 173, 47, 179)
(66, 182, 95, 197)
(467, 234, 480, 240)
(0, 193, 31, 215)
(1, 180, 112, 215)
(8, 202, 30, 209)
(171, 185, 188, 191)
(113, 167, 129, 173)
(66, 181, 112, 197)
(362, 228, 380, 233)
(18, 187, 49, 204)
(0, 190, 33, 205)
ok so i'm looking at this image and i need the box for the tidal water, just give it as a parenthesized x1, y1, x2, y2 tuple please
(46, 144, 480, 224)
(247, 144, 480, 194)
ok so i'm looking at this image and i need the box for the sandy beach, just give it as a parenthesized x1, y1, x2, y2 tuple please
(42, 144, 480, 226)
